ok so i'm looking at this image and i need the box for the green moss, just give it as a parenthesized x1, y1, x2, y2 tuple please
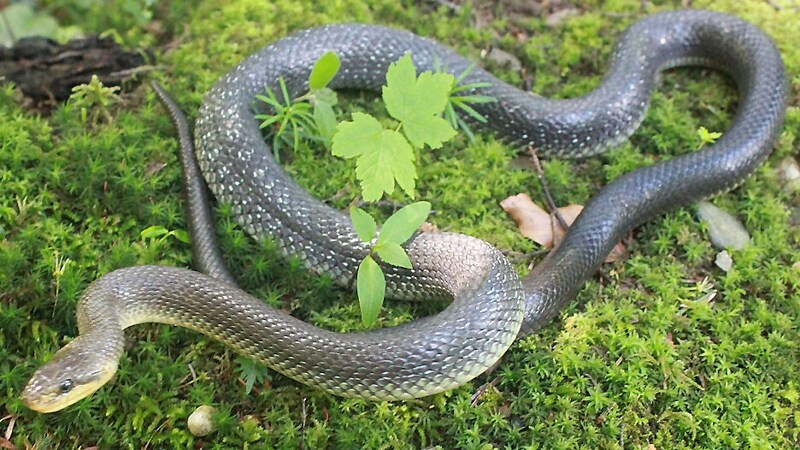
(1, 0, 799, 448)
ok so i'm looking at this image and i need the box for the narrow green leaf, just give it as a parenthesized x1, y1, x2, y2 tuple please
(314, 87, 338, 106)
(451, 82, 493, 93)
(445, 106, 456, 128)
(456, 113, 478, 144)
(455, 94, 496, 103)
(313, 100, 337, 148)
(454, 101, 488, 123)
(377, 201, 431, 246)
(255, 94, 283, 109)
(172, 229, 190, 244)
(375, 242, 412, 269)
(357, 255, 386, 326)
(279, 78, 291, 107)
(140, 225, 168, 239)
(350, 207, 377, 242)
(309, 51, 341, 90)
(256, 114, 282, 129)
(454, 63, 474, 84)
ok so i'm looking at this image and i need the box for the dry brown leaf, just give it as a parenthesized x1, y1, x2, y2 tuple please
(500, 193, 554, 247)
(501, 193, 626, 263)
(1, 416, 13, 446)
(550, 203, 584, 247)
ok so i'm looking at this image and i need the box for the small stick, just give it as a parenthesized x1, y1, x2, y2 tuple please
(470, 376, 500, 406)
(528, 146, 570, 231)
(0, 10, 15, 44)
(300, 397, 307, 450)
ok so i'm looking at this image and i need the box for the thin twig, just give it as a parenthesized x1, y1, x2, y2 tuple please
(0, 10, 15, 44)
(470, 376, 500, 406)
(528, 146, 569, 230)
(108, 64, 160, 79)
(300, 397, 307, 450)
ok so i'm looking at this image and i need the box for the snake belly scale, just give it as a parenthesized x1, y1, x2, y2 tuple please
(21, 10, 787, 413)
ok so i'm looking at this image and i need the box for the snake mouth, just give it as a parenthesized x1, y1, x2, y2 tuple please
(21, 361, 117, 413)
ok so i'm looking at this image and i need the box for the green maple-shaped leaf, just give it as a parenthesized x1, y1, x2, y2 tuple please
(332, 112, 416, 201)
(382, 54, 457, 149)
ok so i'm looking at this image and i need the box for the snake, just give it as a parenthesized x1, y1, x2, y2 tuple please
(21, 10, 787, 413)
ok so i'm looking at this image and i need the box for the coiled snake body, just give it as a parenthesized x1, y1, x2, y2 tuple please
(22, 10, 787, 412)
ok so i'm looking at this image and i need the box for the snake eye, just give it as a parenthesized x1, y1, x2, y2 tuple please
(59, 379, 73, 393)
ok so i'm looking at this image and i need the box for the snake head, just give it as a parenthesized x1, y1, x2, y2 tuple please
(21, 335, 118, 413)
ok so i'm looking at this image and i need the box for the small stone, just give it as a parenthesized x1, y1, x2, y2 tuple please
(481, 47, 522, 72)
(789, 206, 800, 229)
(188, 405, 217, 437)
(715, 250, 733, 272)
(546, 8, 581, 27)
(777, 157, 800, 193)
(696, 201, 751, 251)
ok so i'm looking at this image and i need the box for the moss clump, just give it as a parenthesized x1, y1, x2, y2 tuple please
(1, 0, 798, 448)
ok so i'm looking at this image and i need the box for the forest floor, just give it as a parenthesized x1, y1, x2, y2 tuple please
(0, 0, 798, 448)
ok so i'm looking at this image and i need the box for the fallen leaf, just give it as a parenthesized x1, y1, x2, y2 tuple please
(550, 203, 584, 248)
(501, 193, 626, 263)
(500, 193, 553, 247)
(2, 415, 14, 444)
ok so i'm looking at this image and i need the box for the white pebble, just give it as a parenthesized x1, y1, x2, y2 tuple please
(715, 250, 733, 272)
(696, 201, 751, 251)
(188, 405, 217, 437)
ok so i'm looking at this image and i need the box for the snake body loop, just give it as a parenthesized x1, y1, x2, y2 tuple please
(22, 10, 787, 412)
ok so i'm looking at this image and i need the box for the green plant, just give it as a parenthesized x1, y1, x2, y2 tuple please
(697, 126, 722, 148)
(4, 1, 799, 446)
(349, 201, 431, 325)
(69, 74, 121, 125)
(256, 51, 492, 326)
(437, 62, 496, 143)
(255, 51, 341, 161)
(234, 356, 270, 394)
(140, 225, 190, 244)
(255, 78, 316, 162)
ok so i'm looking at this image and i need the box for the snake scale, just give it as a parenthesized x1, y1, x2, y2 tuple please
(21, 10, 787, 413)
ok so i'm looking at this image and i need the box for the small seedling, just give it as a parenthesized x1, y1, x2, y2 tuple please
(257, 51, 494, 326)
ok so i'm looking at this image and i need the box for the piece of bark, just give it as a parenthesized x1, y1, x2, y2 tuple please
(0, 35, 152, 102)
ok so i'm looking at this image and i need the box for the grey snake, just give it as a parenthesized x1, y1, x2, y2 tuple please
(21, 9, 787, 412)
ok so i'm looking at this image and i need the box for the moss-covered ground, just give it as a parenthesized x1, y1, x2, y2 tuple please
(1, 0, 798, 448)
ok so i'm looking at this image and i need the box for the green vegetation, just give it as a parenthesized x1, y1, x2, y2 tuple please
(351, 201, 431, 325)
(1, 0, 798, 448)
(257, 49, 483, 325)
